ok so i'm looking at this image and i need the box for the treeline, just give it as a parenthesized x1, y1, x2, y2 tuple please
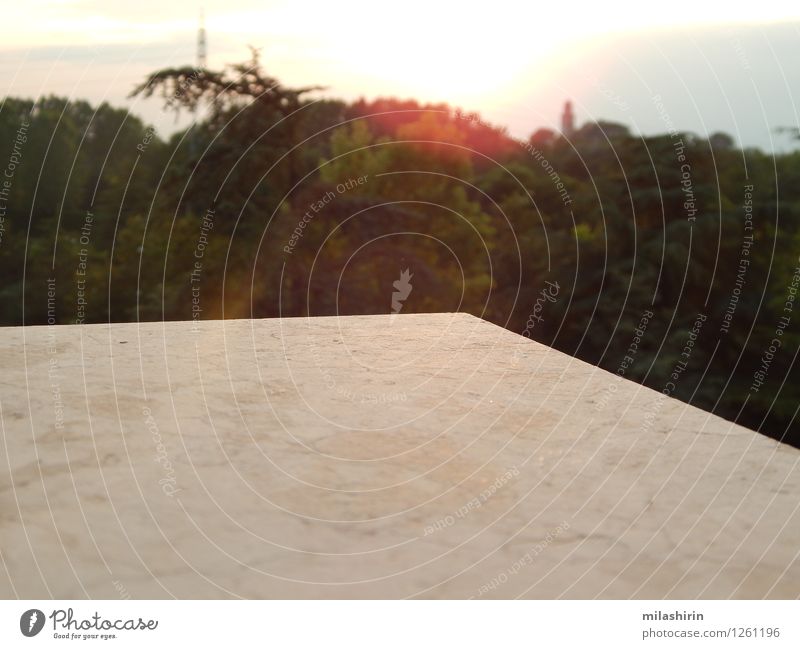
(0, 53, 798, 445)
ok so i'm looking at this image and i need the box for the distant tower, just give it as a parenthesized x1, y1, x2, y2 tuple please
(196, 9, 207, 69)
(561, 100, 575, 138)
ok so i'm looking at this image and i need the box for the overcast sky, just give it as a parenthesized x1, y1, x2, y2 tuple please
(2, 1, 800, 151)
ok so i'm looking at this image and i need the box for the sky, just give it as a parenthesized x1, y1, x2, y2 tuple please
(3, 1, 800, 151)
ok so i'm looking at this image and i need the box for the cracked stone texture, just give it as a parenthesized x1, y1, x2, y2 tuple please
(1, 312, 798, 599)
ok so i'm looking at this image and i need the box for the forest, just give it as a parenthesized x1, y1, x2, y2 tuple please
(1, 52, 798, 446)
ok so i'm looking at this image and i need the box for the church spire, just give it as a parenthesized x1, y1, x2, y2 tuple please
(561, 100, 575, 137)
(197, 8, 207, 69)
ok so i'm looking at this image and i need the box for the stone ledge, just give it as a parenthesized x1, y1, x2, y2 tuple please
(1, 313, 798, 598)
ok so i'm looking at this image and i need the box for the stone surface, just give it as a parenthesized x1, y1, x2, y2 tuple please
(0, 313, 798, 599)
